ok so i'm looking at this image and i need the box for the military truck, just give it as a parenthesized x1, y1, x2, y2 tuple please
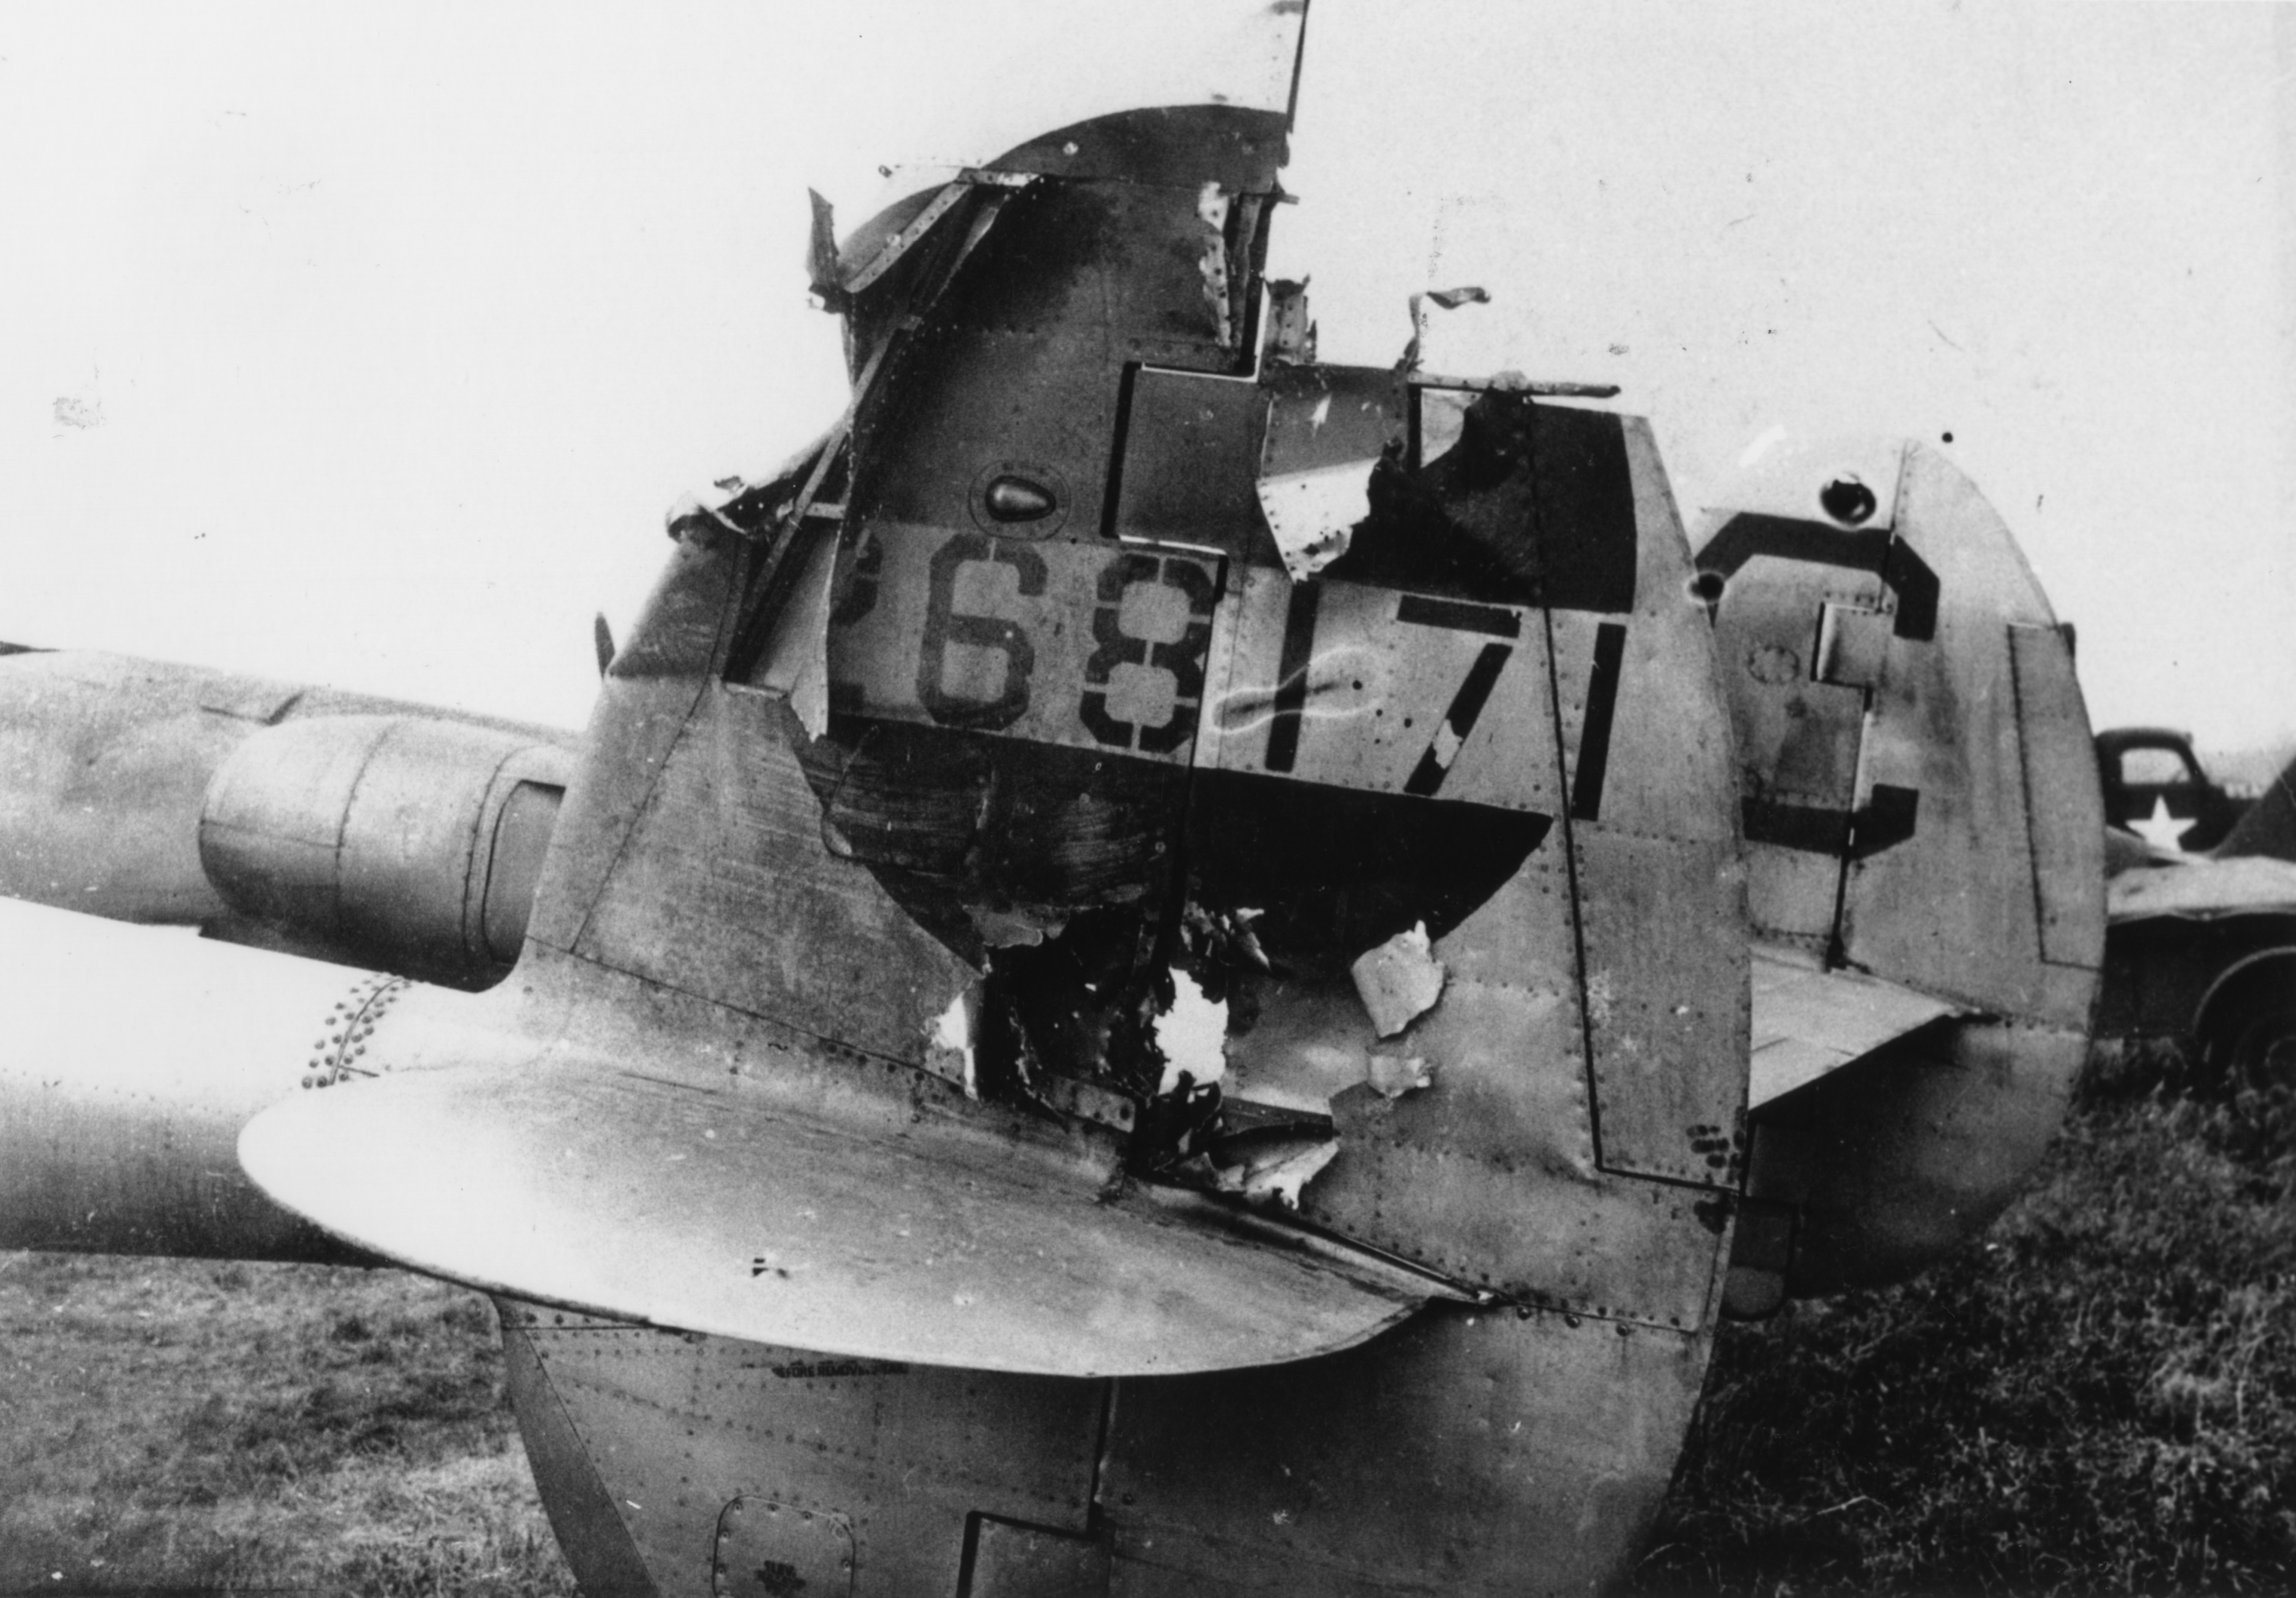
(2096, 726, 2250, 856)
(2099, 746, 2296, 1089)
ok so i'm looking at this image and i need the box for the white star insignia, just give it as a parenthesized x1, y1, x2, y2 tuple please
(2128, 795, 2196, 852)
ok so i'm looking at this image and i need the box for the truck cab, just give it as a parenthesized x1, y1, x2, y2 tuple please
(2095, 727, 2249, 856)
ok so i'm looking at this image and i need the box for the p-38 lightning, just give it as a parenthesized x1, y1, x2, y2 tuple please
(0, 6, 2103, 1593)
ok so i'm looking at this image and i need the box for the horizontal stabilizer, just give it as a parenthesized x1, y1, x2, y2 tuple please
(1749, 946, 1966, 1107)
(240, 1064, 1426, 1377)
(2109, 855, 2296, 924)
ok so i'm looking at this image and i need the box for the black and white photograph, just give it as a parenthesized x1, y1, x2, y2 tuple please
(1, 3, 2289, 1593)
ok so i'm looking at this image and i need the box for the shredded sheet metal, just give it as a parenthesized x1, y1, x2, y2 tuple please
(1748, 945, 1966, 1108)
(745, 522, 843, 737)
(239, 1062, 1425, 1378)
(1255, 460, 1373, 579)
(842, 0, 1302, 245)
(1208, 1133, 1342, 1210)
(1350, 922, 1447, 1037)
(2108, 854, 2296, 924)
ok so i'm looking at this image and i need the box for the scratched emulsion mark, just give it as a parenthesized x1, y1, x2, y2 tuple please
(52, 396, 104, 430)
(1213, 644, 1387, 737)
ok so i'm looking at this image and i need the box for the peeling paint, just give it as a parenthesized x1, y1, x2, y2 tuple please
(1256, 459, 1372, 581)
(1366, 1054, 1432, 1098)
(925, 992, 976, 1098)
(1197, 181, 1233, 346)
(1350, 922, 1446, 1037)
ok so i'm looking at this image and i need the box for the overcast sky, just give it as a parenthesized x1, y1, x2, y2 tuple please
(1, 1, 2288, 753)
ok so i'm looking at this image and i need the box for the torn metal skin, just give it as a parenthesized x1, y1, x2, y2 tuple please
(1350, 920, 1448, 1037)
(733, 287, 1673, 1205)
(0, 10, 2123, 1594)
(0, 10, 1790, 1594)
(319, 24, 1740, 1587)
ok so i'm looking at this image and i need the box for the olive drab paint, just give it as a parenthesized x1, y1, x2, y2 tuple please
(0, 4, 2108, 1594)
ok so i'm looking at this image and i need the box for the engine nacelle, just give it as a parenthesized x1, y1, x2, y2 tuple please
(200, 715, 570, 987)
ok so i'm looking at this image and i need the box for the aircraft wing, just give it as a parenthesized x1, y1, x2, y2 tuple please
(2108, 855, 2296, 924)
(239, 1059, 1430, 1378)
(1747, 944, 1966, 1108)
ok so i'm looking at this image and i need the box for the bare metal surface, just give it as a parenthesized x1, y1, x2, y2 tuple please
(1254, 365, 1404, 579)
(1346, 922, 1445, 1036)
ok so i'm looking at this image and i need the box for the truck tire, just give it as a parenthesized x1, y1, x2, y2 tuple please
(2194, 947, 2296, 1092)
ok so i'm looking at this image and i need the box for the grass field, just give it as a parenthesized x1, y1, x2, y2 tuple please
(1631, 1057, 2296, 1596)
(0, 1256, 574, 1595)
(3, 1061, 2289, 1595)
